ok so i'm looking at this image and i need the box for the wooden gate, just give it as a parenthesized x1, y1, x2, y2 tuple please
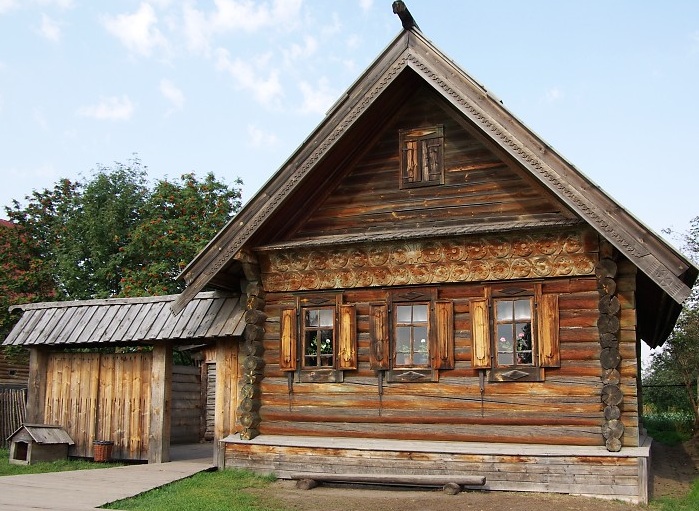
(43, 352, 152, 460)
(0, 386, 26, 447)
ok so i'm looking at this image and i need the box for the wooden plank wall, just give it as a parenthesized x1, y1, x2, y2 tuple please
(43, 352, 152, 460)
(258, 272, 639, 447)
(171, 365, 201, 444)
(292, 89, 572, 240)
(0, 387, 26, 447)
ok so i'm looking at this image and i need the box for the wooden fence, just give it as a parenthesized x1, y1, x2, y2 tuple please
(0, 386, 26, 447)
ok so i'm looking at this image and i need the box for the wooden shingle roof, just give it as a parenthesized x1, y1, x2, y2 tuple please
(3, 292, 244, 347)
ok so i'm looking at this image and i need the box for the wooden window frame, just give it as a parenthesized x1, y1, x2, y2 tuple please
(279, 293, 356, 383)
(471, 283, 560, 383)
(399, 125, 445, 189)
(369, 288, 454, 383)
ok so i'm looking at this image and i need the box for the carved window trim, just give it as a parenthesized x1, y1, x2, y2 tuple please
(399, 125, 444, 189)
(471, 283, 560, 383)
(279, 293, 356, 383)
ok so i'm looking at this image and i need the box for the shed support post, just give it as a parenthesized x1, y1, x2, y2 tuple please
(148, 342, 172, 463)
(26, 347, 49, 423)
(214, 338, 238, 467)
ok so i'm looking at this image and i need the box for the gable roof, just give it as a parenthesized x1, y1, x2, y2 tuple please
(172, 24, 696, 326)
(4, 291, 244, 347)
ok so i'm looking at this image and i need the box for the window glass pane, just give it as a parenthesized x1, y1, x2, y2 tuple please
(396, 327, 411, 353)
(498, 352, 514, 365)
(395, 353, 408, 366)
(516, 322, 532, 350)
(496, 300, 512, 321)
(497, 325, 513, 352)
(319, 329, 333, 355)
(514, 299, 531, 320)
(304, 332, 318, 356)
(305, 309, 319, 327)
(413, 352, 428, 366)
(517, 351, 533, 365)
(396, 305, 412, 323)
(319, 309, 334, 327)
(414, 327, 428, 352)
(413, 304, 428, 323)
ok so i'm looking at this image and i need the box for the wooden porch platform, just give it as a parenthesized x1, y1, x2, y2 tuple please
(220, 434, 652, 504)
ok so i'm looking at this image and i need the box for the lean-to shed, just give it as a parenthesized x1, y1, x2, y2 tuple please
(3, 292, 244, 462)
(168, 2, 697, 504)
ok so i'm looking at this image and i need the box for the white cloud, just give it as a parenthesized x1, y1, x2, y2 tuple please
(247, 124, 278, 148)
(102, 3, 168, 57)
(77, 95, 134, 120)
(36, 0, 75, 8)
(215, 48, 284, 107)
(0, 0, 17, 13)
(298, 77, 337, 115)
(160, 79, 184, 111)
(544, 87, 564, 103)
(182, 0, 304, 56)
(283, 35, 318, 65)
(359, 0, 373, 13)
(38, 13, 61, 42)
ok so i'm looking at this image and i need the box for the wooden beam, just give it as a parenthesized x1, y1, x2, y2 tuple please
(290, 472, 486, 487)
(148, 342, 172, 463)
(26, 348, 49, 424)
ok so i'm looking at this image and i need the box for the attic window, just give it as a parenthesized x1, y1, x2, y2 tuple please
(399, 125, 444, 188)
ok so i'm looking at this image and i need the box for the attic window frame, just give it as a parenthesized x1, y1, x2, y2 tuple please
(399, 125, 445, 189)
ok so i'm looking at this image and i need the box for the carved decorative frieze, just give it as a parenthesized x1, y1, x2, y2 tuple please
(260, 231, 597, 292)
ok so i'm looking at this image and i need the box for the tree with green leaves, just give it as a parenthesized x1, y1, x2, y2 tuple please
(120, 172, 242, 297)
(0, 157, 243, 348)
(644, 216, 699, 433)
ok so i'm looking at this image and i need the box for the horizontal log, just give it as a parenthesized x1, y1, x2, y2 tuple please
(289, 472, 486, 487)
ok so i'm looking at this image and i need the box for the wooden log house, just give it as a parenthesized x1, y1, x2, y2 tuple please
(167, 3, 697, 504)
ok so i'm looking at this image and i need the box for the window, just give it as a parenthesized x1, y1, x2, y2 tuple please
(494, 298, 533, 367)
(302, 308, 334, 368)
(369, 290, 454, 382)
(279, 296, 356, 382)
(394, 303, 430, 368)
(471, 285, 559, 382)
(399, 126, 444, 188)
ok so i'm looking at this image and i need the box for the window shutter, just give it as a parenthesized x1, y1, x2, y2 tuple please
(369, 303, 390, 370)
(279, 307, 297, 372)
(433, 300, 454, 370)
(338, 304, 357, 370)
(470, 298, 491, 369)
(537, 294, 560, 368)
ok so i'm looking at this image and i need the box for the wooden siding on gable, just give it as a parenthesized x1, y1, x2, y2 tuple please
(290, 87, 575, 241)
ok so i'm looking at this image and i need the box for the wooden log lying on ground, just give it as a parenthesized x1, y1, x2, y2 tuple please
(289, 472, 486, 491)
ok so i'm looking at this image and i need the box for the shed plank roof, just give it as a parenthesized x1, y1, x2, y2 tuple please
(3, 292, 244, 347)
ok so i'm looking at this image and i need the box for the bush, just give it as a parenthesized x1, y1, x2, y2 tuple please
(644, 411, 695, 445)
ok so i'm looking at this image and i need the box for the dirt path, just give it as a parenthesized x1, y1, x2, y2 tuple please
(250, 440, 699, 511)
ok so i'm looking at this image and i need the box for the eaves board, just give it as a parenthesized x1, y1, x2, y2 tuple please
(401, 32, 695, 303)
(171, 31, 414, 314)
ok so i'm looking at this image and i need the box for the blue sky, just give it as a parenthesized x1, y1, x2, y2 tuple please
(1, 0, 698, 247)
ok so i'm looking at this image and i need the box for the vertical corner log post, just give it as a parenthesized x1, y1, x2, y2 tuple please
(26, 347, 50, 424)
(148, 341, 172, 463)
(239, 256, 265, 441)
(596, 241, 624, 452)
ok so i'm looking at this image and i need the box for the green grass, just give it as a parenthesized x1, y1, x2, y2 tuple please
(101, 469, 282, 511)
(644, 412, 695, 445)
(0, 447, 124, 476)
(651, 479, 699, 511)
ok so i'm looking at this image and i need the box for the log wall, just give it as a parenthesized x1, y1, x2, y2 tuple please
(171, 365, 202, 444)
(256, 268, 639, 448)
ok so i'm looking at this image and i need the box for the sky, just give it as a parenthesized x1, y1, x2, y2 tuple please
(1, 0, 698, 241)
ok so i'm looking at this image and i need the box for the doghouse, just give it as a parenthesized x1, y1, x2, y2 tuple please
(8, 424, 74, 465)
